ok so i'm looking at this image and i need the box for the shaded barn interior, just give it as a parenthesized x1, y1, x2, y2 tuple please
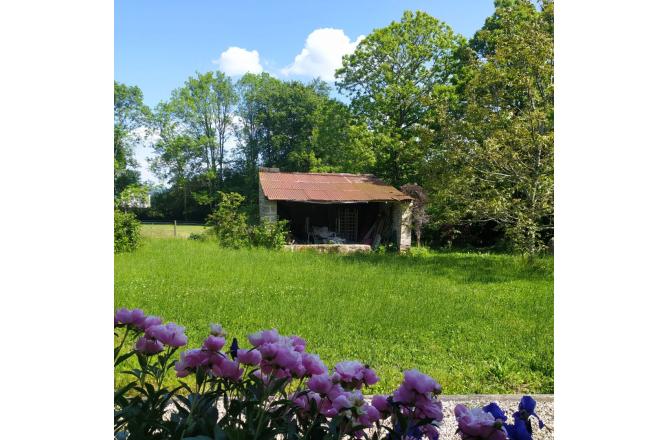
(259, 168, 412, 250)
(278, 201, 396, 244)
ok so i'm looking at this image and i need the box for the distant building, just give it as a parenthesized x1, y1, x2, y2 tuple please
(258, 168, 412, 251)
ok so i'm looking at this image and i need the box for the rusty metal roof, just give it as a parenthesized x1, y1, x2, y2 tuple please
(259, 171, 411, 203)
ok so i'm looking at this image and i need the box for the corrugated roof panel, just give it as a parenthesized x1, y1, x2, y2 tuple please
(259, 171, 411, 202)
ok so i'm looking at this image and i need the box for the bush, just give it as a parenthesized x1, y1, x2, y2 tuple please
(114, 209, 141, 253)
(114, 307, 545, 440)
(405, 246, 431, 258)
(206, 192, 249, 249)
(249, 219, 289, 249)
(188, 229, 214, 242)
(207, 192, 289, 250)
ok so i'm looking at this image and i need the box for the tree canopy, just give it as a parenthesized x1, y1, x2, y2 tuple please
(116, 1, 553, 253)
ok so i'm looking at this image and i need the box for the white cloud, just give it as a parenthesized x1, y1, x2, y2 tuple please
(281, 28, 364, 81)
(215, 47, 263, 76)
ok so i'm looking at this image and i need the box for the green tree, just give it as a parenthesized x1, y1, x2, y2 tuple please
(114, 81, 149, 195)
(206, 192, 249, 248)
(336, 10, 465, 186)
(160, 71, 238, 205)
(427, 0, 554, 254)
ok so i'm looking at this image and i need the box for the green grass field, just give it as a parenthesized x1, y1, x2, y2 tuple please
(141, 223, 206, 239)
(115, 239, 553, 394)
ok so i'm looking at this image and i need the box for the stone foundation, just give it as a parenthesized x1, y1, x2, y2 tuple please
(283, 244, 371, 253)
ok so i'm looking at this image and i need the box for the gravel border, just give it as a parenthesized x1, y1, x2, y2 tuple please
(437, 394, 554, 440)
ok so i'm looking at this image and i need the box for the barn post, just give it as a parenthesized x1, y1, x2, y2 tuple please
(392, 200, 412, 251)
(258, 169, 278, 223)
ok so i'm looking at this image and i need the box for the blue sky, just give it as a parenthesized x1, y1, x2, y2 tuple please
(115, 0, 496, 181)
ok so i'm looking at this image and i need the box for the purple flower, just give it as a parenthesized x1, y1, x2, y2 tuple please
(335, 361, 365, 382)
(138, 315, 162, 331)
(289, 335, 307, 352)
(211, 356, 243, 381)
(237, 348, 262, 366)
(334, 361, 379, 389)
(308, 374, 333, 395)
(358, 403, 381, 427)
(135, 336, 164, 354)
(175, 349, 210, 377)
(403, 369, 441, 395)
(454, 404, 506, 440)
(302, 353, 327, 376)
(415, 396, 444, 421)
(419, 424, 440, 440)
(371, 394, 391, 414)
(114, 308, 145, 328)
(248, 329, 280, 347)
(203, 335, 226, 352)
(209, 323, 225, 337)
(146, 323, 187, 347)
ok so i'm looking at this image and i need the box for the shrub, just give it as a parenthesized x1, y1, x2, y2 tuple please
(114, 308, 544, 440)
(249, 219, 289, 249)
(405, 246, 431, 258)
(206, 192, 249, 249)
(188, 229, 214, 242)
(114, 209, 141, 253)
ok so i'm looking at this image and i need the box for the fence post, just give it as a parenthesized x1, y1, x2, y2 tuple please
(173, 220, 177, 238)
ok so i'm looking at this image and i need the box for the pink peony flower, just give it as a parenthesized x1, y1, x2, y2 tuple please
(138, 315, 162, 331)
(248, 329, 280, 347)
(371, 394, 391, 414)
(363, 367, 379, 386)
(237, 349, 262, 366)
(358, 404, 381, 427)
(274, 345, 301, 370)
(203, 335, 226, 352)
(334, 361, 378, 389)
(403, 369, 441, 394)
(175, 349, 210, 377)
(146, 323, 187, 347)
(115, 308, 145, 327)
(135, 336, 164, 354)
(209, 323, 225, 337)
(454, 404, 506, 440)
(302, 353, 327, 376)
(289, 335, 307, 352)
(308, 374, 333, 395)
(334, 361, 365, 382)
(211, 356, 243, 381)
(415, 398, 444, 421)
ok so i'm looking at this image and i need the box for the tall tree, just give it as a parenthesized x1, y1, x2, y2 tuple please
(154, 71, 237, 207)
(427, 0, 554, 253)
(336, 10, 465, 186)
(114, 81, 149, 195)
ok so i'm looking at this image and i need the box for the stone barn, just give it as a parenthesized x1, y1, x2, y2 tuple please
(258, 168, 412, 251)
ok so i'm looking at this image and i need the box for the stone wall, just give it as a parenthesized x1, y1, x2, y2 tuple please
(392, 201, 412, 250)
(258, 190, 277, 223)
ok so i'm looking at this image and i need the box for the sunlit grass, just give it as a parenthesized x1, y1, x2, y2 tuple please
(115, 239, 553, 394)
(140, 223, 206, 239)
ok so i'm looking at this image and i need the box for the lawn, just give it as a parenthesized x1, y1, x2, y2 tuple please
(115, 239, 553, 395)
(141, 222, 206, 239)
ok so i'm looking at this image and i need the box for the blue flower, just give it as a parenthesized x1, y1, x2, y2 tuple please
(229, 337, 239, 359)
(505, 413, 533, 440)
(480, 396, 545, 440)
(516, 395, 544, 429)
(482, 402, 507, 422)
